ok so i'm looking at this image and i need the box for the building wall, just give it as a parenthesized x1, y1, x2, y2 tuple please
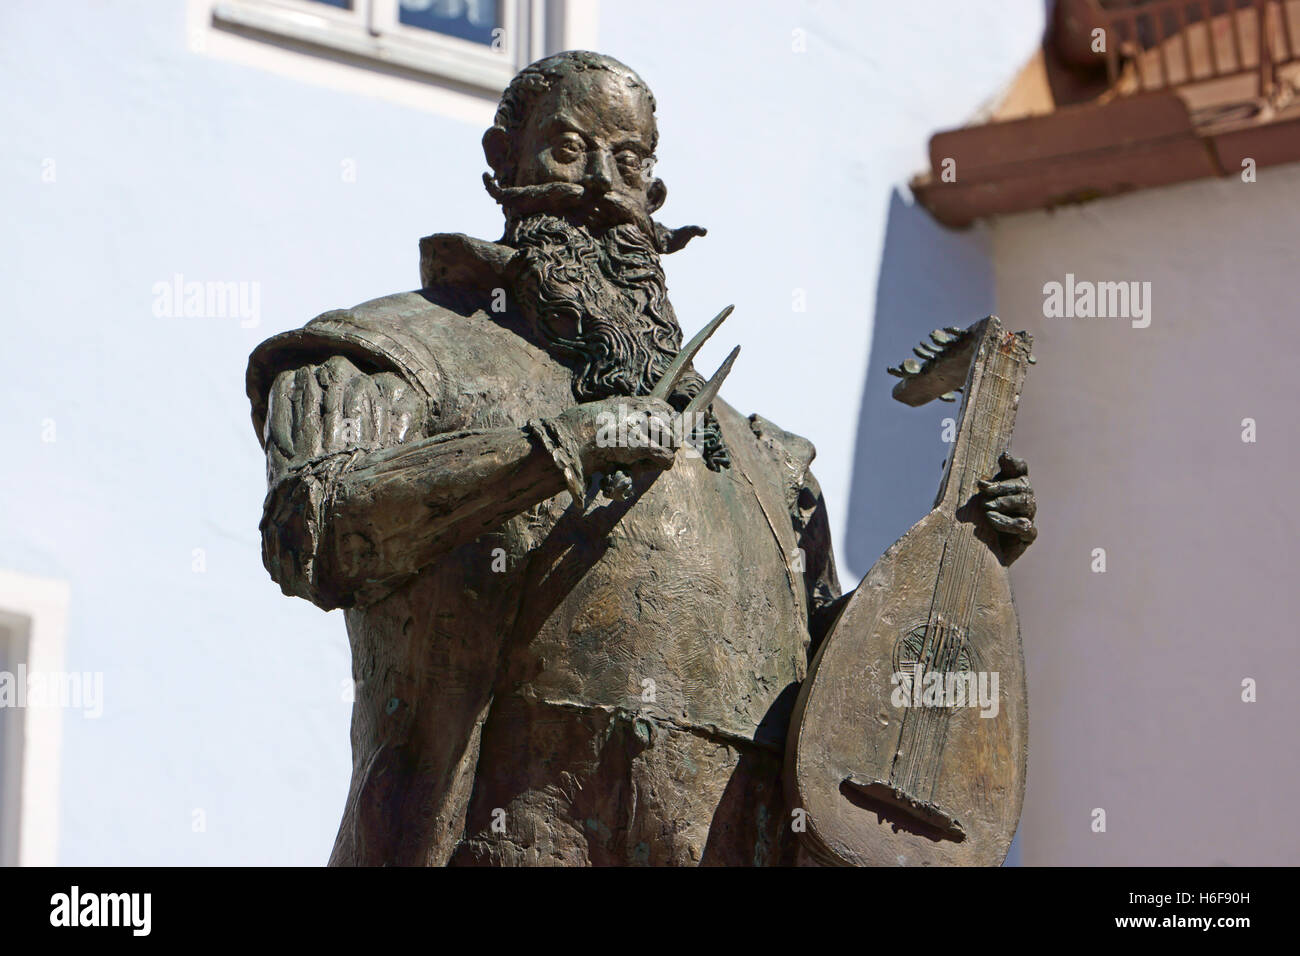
(0, 0, 1046, 863)
(992, 165, 1300, 864)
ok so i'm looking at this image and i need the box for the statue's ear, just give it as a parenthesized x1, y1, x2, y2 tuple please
(482, 126, 511, 182)
(646, 178, 667, 214)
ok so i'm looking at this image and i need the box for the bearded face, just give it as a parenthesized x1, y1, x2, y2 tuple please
(504, 213, 729, 471)
(485, 56, 727, 470)
(506, 214, 677, 400)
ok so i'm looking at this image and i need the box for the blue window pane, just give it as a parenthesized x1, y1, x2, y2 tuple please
(399, 0, 499, 46)
(308, 0, 353, 8)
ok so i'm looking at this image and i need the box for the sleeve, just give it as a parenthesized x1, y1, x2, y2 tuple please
(258, 356, 425, 610)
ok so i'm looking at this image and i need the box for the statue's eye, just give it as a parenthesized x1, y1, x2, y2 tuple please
(552, 138, 583, 163)
(615, 151, 642, 171)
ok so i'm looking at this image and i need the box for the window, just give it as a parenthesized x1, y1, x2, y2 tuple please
(209, 0, 566, 92)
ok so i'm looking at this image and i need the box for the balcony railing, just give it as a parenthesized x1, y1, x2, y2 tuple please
(1096, 0, 1299, 96)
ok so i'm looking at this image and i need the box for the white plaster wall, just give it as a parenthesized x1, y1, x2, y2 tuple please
(992, 165, 1300, 865)
(0, 0, 1044, 863)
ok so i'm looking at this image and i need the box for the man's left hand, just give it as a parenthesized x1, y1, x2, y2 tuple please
(977, 452, 1037, 564)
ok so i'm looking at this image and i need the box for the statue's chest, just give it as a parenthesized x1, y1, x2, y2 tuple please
(507, 440, 810, 740)
(432, 334, 813, 737)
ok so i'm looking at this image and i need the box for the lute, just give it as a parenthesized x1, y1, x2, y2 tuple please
(786, 315, 1033, 866)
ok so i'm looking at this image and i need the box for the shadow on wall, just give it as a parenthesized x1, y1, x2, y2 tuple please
(843, 189, 995, 581)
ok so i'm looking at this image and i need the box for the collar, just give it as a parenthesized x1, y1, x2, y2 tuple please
(418, 233, 514, 291)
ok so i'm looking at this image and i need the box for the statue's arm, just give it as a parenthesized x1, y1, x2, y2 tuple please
(260, 355, 674, 610)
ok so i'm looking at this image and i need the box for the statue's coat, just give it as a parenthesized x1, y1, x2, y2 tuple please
(247, 237, 841, 865)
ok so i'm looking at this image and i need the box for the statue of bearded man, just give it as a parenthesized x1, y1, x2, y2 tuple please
(245, 51, 1036, 866)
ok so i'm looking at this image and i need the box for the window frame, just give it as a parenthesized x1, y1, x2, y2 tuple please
(211, 0, 551, 93)
(0, 611, 28, 867)
(0, 571, 70, 868)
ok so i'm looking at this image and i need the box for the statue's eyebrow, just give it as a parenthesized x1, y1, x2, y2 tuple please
(544, 113, 587, 138)
(610, 137, 651, 155)
(543, 114, 651, 153)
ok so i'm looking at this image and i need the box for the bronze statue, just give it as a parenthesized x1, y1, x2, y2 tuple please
(245, 51, 1037, 866)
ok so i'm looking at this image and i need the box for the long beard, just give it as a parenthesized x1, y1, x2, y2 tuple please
(504, 213, 730, 470)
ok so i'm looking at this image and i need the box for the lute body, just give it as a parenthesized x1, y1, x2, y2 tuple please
(786, 316, 1033, 866)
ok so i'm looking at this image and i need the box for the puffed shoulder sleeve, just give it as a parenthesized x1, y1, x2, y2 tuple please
(246, 301, 445, 449)
(256, 355, 425, 610)
(246, 304, 441, 609)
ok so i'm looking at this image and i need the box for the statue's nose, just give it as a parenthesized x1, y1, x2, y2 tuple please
(585, 148, 615, 192)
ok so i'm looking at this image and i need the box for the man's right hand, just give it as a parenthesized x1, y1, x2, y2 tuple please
(554, 395, 679, 473)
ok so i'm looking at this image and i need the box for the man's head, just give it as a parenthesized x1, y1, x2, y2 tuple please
(483, 51, 665, 238)
(487, 52, 728, 470)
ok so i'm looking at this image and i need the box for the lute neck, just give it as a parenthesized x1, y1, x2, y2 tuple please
(933, 317, 1033, 518)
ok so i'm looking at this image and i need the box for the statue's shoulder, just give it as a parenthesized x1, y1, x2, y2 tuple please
(746, 412, 817, 472)
(715, 401, 820, 510)
(246, 233, 557, 440)
(715, 401, 817, 474)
